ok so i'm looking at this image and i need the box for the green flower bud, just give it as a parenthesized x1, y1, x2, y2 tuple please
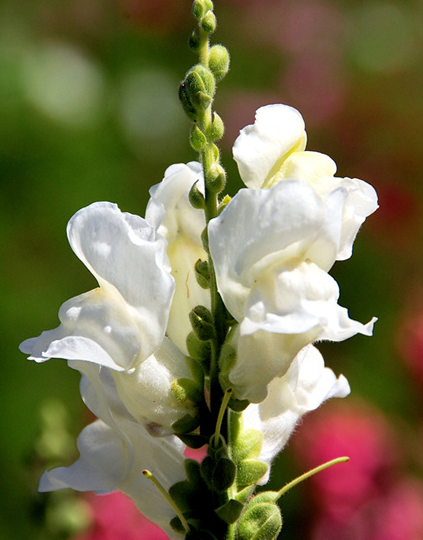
(189, 30, 200, 51)
(189, 181, 206, 209)
(204, 0, 214, 10)
(209, 45, 230, 82)
(194, 259, 210, 289)
(201, 227, 209, 253)
(237, 501, 282, 540)
(201, 10, 217, 33)
(192, 0, 206, 19)
(192, 64, 215, 97)
(189, 305, 215, 341)
(184, 71, 212, 111)
(179, 81, 198, 121)
(171, 378, 202, 405)
(207, 163, 226, 193)
(212, 456, 236, 491)
(190, 124, 207, 151)
(186, 331, 211, 368)
(209, 112, 225, 141)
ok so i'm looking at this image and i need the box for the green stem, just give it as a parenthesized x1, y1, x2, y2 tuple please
(277, 456, 350, 499)
(142, 470, 190, 533)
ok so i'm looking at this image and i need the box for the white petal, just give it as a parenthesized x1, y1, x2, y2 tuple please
(39, 419, 186, 540)
(233, 104, 307, 189)
(146, 162, 210, 354)
(269, 151, 378, 262)
(243, 345, 350, 484)
(21, 202, 174, 369)
(229, 260, 374, 402)
(113, 338, 197, 436)
(208, 180, 324, 321)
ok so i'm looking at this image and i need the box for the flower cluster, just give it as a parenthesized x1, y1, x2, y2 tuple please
(20, 101, 376, 539)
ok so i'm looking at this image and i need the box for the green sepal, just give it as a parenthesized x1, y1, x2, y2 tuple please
(232, 429, 263, 462)
(186, 332, 211, 371)
(209, 112, 224, 141)
(218, 343, 237, 373)
(171, 378, 202, 405)
(189, 30, 200, 51)
(212, 457, 236, 492)
(194, 259, 211, 289)
(209, 45, 230, 82)
(237, 501, 282, 540)
(201, 455, 236, 492)
(169, 515, 186, 535)
(237, 460, 268, 487)
(201, 10, 217, 33)
(215, 499, 244, 524)
(217, 194, 231, 215)
(228, 396, 250, 412)
(179, 81, 198, 121)
(189, 305, 215, 341)
(184, 67, 214, 111)
(172, 413, 201, 434)
(189, 181, 206, 210)
(190, 124, 207, 152)
(235, 485, 255, 504)
(177, 432, 209, 449)
(201, 227, 209, 253)
(185, 356, 204, 385)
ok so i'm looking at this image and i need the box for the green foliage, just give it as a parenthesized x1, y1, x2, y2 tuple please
(237, 499, 282, 540)
(189, 305, 216, 341)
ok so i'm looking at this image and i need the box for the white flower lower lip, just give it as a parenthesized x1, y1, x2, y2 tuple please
(20, 201, 175, 371)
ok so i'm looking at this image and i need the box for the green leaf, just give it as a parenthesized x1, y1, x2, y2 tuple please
(212, 457, 236, 492)
(215, 499, 244, 524)
(177, 433, 209, 449)
(232, 429, 263, 462)
(237, 460, 268, 487)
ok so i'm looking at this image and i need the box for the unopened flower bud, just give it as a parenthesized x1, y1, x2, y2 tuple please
(179, 81, 198, 121)
(189, 30, 200, 51)
(237, 498, 282, 540)
(209, 112, 224, 141)
(192, 0, 206, 19)
(190, 124, 207, 151)
(207, 163, 226, 193)
(189, 305, 215, 341)
(201, 10, 217, 33)
(195, 259, 211, 289)
(189, 181, 206, 209)
(209, 45, 230, 82)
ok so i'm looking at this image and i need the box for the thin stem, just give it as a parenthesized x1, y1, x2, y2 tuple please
(277, 456, 350, 499)
(212, 388, 234, 447)
(142, 470, 190, 533)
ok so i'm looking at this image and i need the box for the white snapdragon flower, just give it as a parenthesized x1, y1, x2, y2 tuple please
(243, 345, 350, 485)
(38, 358, 187, 540)
(20, 202, 175, 371)
(208, 181, 375, 402)
(233, 104, 378, 263)
(146, 162, 210, 355)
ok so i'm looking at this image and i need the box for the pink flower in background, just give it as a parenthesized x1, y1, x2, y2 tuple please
(75, 492, 170, 540)
(291, 402, 399, 520)
(311, 479, 423, 540)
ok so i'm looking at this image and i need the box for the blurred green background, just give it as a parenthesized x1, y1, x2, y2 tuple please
(2, 0, 423, 538)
